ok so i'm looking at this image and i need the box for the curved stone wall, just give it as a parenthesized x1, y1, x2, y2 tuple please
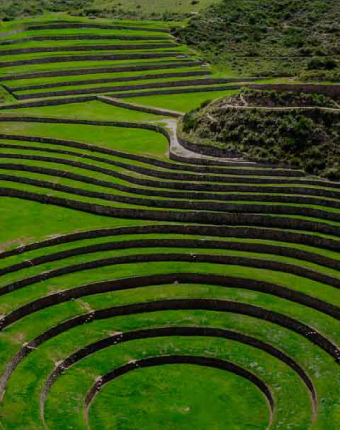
(0, 52, 180, 69)
(16, 78, 237, 100)
(0, 61, 202, 81)
(11, 70, 211, 92)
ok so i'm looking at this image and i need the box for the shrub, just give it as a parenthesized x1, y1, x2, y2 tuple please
(307, 57, 337, 70)
(182, 111, 198, 133)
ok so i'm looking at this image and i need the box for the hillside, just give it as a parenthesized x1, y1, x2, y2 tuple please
(175, 0, 340, 78)
(0, 0, 217, 21)
(180, 88, 340, 179)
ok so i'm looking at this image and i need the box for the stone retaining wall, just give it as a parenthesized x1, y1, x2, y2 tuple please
(12, 70, 211, 92)
(0, 52, 179, 68)
(111, 85, 242, 98)
(16, 78, 237, 100)
(2, 290, 338, 361)
(0, 61, 202, 81)
(1, 187, 340, 236)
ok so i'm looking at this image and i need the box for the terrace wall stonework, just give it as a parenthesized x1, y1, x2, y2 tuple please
(1, 187, 339, 236)
(0, 62, 203, 81)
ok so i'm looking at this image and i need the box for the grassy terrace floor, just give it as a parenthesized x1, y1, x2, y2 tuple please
(0, 15, 339, 430)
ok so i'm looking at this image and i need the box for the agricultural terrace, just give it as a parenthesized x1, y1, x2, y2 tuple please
(0, 16, 340, 430)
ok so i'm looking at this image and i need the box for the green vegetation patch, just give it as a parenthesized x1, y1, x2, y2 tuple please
(89, 363, 269, 430)
(0, 120, 169, 156)
(180, 88, 340, 179)
(175, 0, 340, 78)
(0, 0, 218, 22)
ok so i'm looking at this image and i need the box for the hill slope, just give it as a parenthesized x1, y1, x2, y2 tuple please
(0, 0, 217, 21)
(175, 0, 340, 78)
(180, 88, 340, 179)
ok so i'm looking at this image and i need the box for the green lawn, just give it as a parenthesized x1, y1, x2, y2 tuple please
(90, 363, 269, 430)
(0, 120, 169, 156)
(1, 100, 164, 121)
(128, 89, 240, 112)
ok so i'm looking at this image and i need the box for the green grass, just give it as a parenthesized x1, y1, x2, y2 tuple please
(0, 120, 169, 156)
(0, 99, 164, 121)
(0, 85, 15, 104)
(128, 90, 240, 112)
(0, 197, 148, 248)
(1, 286, 334, 430)
(89, 363, 269, 430)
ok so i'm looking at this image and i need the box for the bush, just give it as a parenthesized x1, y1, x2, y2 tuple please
(324, 58, 338, 70)
(324, 166, 340, 180)
(175, 0, 340, 77)
(307, 57, 337, 70)
(182, 111, 198, 133)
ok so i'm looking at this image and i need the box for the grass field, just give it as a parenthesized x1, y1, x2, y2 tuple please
(0, 14, 340, 430)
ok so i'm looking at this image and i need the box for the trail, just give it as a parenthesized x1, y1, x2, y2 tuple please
(221, 104, 340, 112)
(147, 117, 251, 164)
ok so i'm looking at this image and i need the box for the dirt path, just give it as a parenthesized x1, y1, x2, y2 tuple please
(221, 104, 340, 112)
(240, 93, 248, 106)
(148, 117, 251, 164)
